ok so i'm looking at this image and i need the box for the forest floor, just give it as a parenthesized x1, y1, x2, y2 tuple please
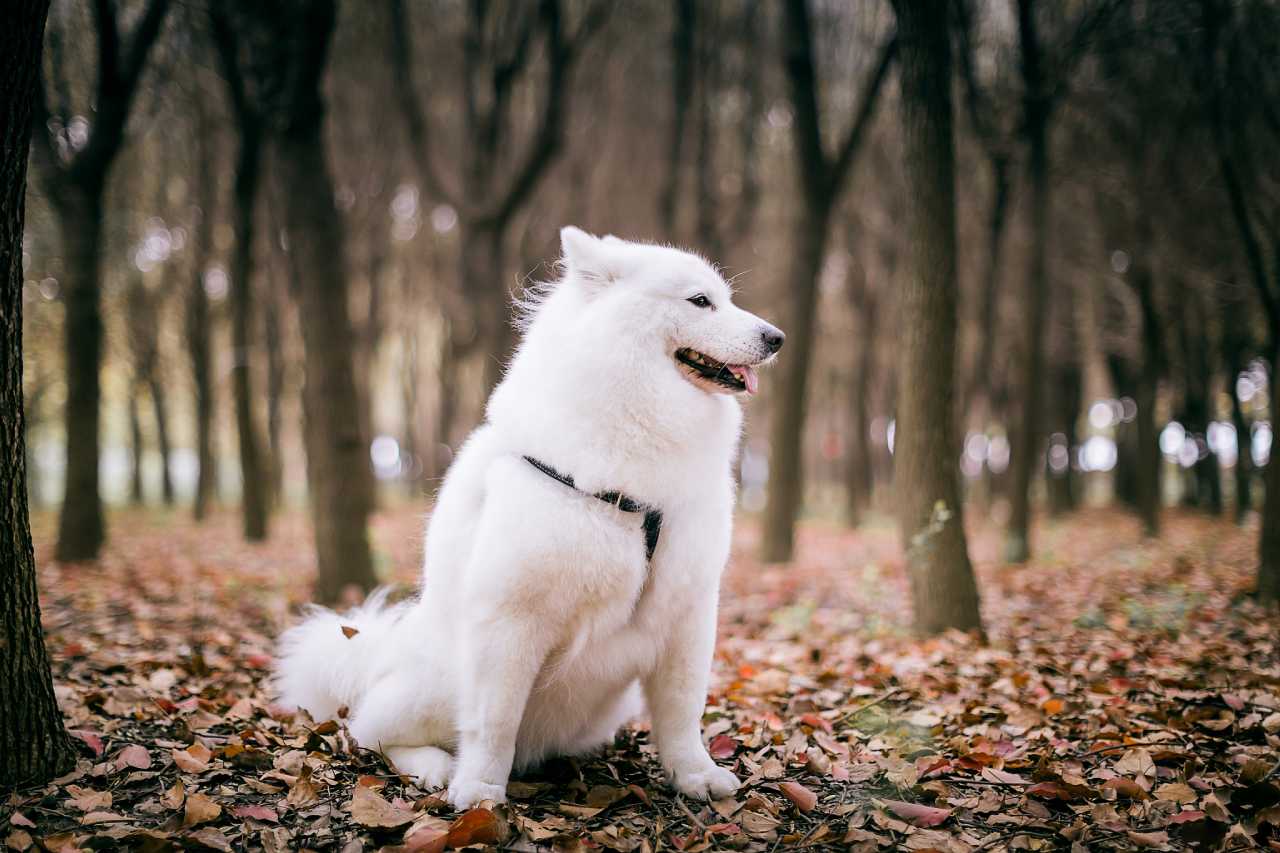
(3, 505, 1278, 852)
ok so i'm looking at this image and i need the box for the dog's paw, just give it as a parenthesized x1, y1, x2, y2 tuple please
(446, 777, 507, 810)
(386, 746, 454, 790)
(670, 763, 741, 800)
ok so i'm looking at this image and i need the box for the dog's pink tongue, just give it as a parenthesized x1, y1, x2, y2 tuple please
(731, 365, 759, 395)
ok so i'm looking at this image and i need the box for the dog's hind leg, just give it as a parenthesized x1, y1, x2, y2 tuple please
(348, 675, 454, 767)
(385, 745, 453, 789)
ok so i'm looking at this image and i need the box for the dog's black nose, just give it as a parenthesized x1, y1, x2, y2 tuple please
(762, 326, 785, 353)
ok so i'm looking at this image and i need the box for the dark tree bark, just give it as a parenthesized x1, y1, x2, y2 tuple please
(954, 0, 1016, 465)
(1198, 3, 1279, 603)
(889, 0, 982, 637)
(1176, 282, 1221, 513)
(1004, 0, 1051, 563)
(1260, 346, 1280, 604)
(1004, 0, 1115, 562)
(126, 251, 174, 506)
(659, 0, 696, 235)
(845, 268, 879, 525)
(148, 373, 174, 505)
(761, 0, 896, 563)
(230, 0, 377, 603)
(128, 383, 144, 505)
(264, 277, 285, 507)
(210, 9, 270, 540)
(1, 0, 77, 787)
(187, 94, 217, 520)
(1128, 240, 1163, 537)
(31, 0, 171, 561)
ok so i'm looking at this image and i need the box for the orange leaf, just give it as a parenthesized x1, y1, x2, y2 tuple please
(447, 808, 502, 847)
(341, 625, 359, 639)
(779, 781, 818, 813)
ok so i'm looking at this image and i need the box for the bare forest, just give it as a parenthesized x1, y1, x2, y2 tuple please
(3, 1, 1280, 850)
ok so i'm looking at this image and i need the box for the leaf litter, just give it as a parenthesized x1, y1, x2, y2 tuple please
(3, 507, 1277, 851)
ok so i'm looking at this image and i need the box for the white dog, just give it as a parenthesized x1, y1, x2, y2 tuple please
(275, 227, 784, 810)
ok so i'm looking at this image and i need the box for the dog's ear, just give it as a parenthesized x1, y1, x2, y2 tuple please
(561, 226, 623, 285)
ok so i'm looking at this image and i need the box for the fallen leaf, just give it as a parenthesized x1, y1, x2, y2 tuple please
(880, 799, 952, 828)
(349, 785, 415, 828)
(231, 804, 278, 822)
(114, 744, 151, 770)
(183, 793, 222, 827)
(173, 742, 212, 773)
(1155, 782, 1198, 804)
(446, 808, 503, 847)
(184, 826, 232, 852)
(708, 734, 739, 759)
(341, 625, 359, 639)
(779, 781, 818, 812)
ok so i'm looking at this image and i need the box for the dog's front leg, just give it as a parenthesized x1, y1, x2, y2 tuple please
(643, 587, 740, 800)
(446, 611, 552, 810)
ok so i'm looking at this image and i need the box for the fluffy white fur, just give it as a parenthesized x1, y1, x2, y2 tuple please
(275, 227, 783, 810)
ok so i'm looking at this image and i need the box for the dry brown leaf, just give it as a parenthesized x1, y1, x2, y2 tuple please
(182, 793, 222, 827)
(348, 785, 415, 828)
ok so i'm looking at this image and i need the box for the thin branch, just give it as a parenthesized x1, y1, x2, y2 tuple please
(781, 0, 829, 205)
(829, 33, 898, 193)
(387, 0, 463, 210)
(479, 0, 610, 227)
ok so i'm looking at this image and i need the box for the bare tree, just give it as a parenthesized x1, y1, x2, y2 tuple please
(389, 0, 608, 422)
(1005, 0, 1116, 562)
(1195, 0, 1280, 604)
(31, 0, 171, 560)
(761, 0, 897, 563)
(1, 0, 77, 786)
(187, 77, 218, 521)
(208, 6, 271, 540)
(213, 0, 377, 602)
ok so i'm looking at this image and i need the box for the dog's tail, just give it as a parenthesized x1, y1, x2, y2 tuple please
(273, 588, 407, 721)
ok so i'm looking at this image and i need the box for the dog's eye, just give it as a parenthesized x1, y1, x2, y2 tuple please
(686, 294, 713, 309)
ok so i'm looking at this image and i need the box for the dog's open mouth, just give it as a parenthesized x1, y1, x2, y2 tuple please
(675, 347, 759, 395)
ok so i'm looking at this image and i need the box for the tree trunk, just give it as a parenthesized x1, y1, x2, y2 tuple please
(1258, 345, 1280, 605)
(272, 86, 377, 604)
(659, 0, 695, 235)
(967, 154, 1012, 418)
(1228, 360, 1252, 522)
(148, 376, 174, 505)
(187, 104, 217, 521)
(264, 283, 285, 507)
(761, 204, 828, 563)
(128, 385, 145, 505)
(228, 121, 270, 540)
(1130, 253, 1162, 536)
(187, 227, 216, 520)
(845, 287, 877, 525)
(1046, 360, 1081, 516)
(890, 0, 982, 637)
(461, 221, 511, 399)
(54, 192, 106, 561)
(1004, 121, 1048, 563)
(1, 0, 78, 787)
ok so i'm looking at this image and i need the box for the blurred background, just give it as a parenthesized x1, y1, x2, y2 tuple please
(20, 0, 1280, 596)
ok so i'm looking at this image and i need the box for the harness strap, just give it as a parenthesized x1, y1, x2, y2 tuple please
(523, 456, 662, 561)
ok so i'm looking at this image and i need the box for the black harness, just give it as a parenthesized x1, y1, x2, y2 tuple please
(523, 456, 662, 561)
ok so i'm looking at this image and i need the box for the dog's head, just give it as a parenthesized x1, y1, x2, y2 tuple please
(538, 226, 784, 397)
